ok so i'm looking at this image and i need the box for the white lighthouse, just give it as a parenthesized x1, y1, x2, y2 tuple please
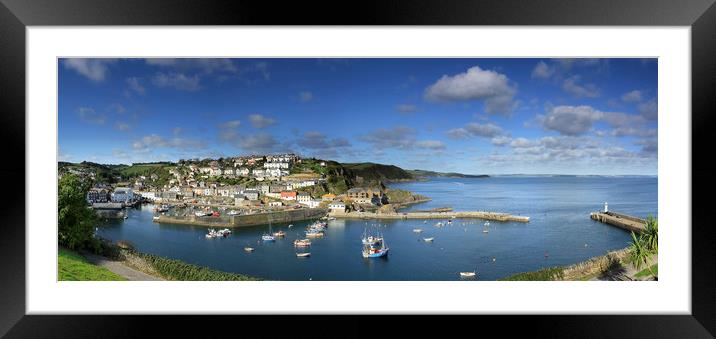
(604, 202, 608, 213)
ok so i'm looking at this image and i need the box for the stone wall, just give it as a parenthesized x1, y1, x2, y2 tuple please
(560, 248, 631, 281)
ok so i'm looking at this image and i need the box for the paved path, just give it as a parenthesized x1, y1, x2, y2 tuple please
(592, 254, 658, 281)
(83, 253, 163, 281)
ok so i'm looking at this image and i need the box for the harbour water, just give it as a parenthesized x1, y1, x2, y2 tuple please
(95, 176, 657, 280)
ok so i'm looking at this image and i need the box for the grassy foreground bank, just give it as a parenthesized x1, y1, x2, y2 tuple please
(58, 248, 126, 281)
(127, 251, 260, 281)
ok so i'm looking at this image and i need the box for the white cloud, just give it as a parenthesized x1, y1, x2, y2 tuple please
(621, 90, 643, 103)
(538, 105, 603, 136)
(248, 114, 276, 128)
(415, 140, 446, 150)
(297, 132, 351, 150)
(424, 66, 517, 115)
(145, 58, 238, 74)
(638, 98, 658, 120)
(63, 58, 116, 82)
(76, 107, 107, 125)
(531, 61, 554, 79)
(126, 77, 146, 95)
(132, 134, 206, 150)
(151, 72, 201, 91)
(217, 120, 241, 142)
(562, 75, 600, 98)
(360, 126, 416, 149)
(447, 122, 504, 139)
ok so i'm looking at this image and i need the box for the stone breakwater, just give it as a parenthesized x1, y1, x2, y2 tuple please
(155, 208, 328, 228)
(331, 210, 530, 222)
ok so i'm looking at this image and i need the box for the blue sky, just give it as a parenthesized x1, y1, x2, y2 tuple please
(58, 58, 658, 175)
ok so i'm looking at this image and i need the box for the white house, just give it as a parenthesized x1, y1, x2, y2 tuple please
(297, 192, 312, 204)
(236, 167, 250, 176)
(306, 199, 322, 208)
(329, 201, 346, 212)
(264, 162, 290, 169)
(111, 187, 134, 203)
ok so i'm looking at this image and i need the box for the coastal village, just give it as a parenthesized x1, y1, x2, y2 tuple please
(61, 153, 402, 221)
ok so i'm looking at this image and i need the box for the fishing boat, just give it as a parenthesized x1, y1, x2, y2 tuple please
(412, 228, 423, 233)
(296, 252, 311, 258)
(244, 247, 255, 252)
(362, 233, 389, 258)
(459, 271, 476, 278)
(423, 237, 435, 242)
(294, 239, 311, 247)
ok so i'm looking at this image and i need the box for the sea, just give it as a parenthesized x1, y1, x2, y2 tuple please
(95, 175, 657, 280)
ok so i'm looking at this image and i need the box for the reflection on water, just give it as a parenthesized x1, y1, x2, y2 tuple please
(96, 176, 656, 280)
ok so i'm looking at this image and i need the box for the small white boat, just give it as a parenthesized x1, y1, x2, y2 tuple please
(423, 237, 435, 242)
(296, 252, 311, 258)
(459, 271, 476, 278)
(412, 228, 423, 233)
(288, 224, 293, 228)
(294, 239, 311, 247)
(152, 216, 160, 221)
(244, 247, 254, 252)
(482, 229, 489, 233)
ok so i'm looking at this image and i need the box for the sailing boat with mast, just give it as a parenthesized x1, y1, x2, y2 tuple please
(262, 213, 275, 241)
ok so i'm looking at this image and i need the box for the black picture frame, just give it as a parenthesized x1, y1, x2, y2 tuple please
(1, 0, 714, 337)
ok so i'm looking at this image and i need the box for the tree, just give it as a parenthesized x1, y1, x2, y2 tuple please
(628, 215, 658, 280)
(58, 174, 97, 250)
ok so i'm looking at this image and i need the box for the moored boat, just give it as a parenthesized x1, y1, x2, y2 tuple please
(296, 252, 311, 258)
(244, 247, 255, 252)
(361, 231, 389, 258)
(412, 228, 423, 233)
(423, 237, 435, 242)
(273, 230, 286, 237)
(294, 239, 311, 247)
(459, 271, 476, 278)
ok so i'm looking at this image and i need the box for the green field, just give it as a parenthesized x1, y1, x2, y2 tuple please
(58, 248, 126, 281)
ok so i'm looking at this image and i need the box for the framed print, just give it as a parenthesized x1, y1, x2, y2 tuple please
(1, 0, 715, 337)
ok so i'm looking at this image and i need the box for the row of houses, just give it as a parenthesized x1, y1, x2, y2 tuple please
(87, 187, 135, 204)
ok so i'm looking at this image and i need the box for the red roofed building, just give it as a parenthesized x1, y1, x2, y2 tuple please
(280, 191, 297, 201)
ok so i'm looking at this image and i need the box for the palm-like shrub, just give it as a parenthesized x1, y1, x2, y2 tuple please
(628, 215, 658, 279)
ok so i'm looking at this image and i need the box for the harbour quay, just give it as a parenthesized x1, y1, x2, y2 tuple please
(331, 210, 530, 222)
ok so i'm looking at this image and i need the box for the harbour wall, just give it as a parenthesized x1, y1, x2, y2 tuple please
(590, 211, 646, 233)
(154, 208, 328, 228)
(331, 210, 530, 222)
